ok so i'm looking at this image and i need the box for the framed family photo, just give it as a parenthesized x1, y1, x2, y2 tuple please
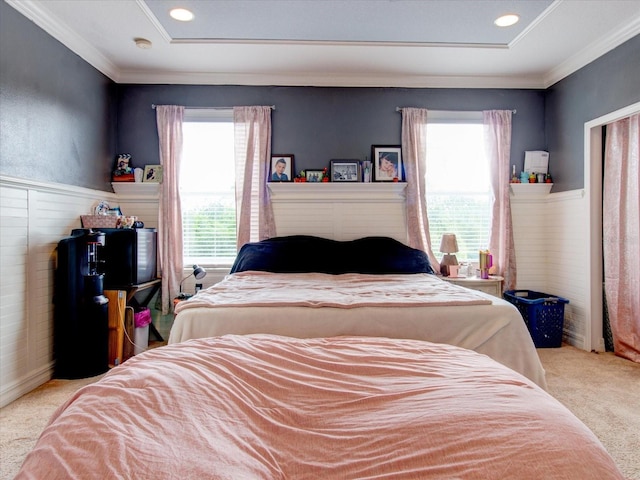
(371, 146, 402, 182)
(269, 154, 294, 182)
(305, 169, 325, 182)
(330, 160, 360, 182)
(143, 165, 163, 183)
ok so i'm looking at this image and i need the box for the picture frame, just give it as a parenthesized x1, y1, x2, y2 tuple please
(304, 169, 325, 183)
(143, 165, 163, 183)
(269, 154, 294, 182)
(372, 146, 403, 182)
(330, 160, 360, 182)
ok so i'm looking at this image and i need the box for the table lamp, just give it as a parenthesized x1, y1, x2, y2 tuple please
(179, 264, 207, 297)
(439, 233, 459, 277)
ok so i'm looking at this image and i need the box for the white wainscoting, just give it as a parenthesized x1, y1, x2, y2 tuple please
(511, 187, 589, 350)
(268, 183, 408, 242)
(0, 176, 117, 407)
(543, 190, 589, 349)
(110, 183, 159, 230)
(0, 176, 593, 406)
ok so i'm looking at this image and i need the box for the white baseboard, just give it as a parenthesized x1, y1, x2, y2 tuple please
(0, 363, 54, 408)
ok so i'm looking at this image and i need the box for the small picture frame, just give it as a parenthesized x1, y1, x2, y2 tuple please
(143, 165, 163, 183)
(372, 146, 402, 182)
(330, 160, 360, 182)
(305, 169, 325, 182)
(269, 154, 294, 182)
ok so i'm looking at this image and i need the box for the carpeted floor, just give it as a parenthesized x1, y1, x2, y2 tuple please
(536, 345, 640, 480)
(1, 344, 639, 479)
(0, 374, 104, 480)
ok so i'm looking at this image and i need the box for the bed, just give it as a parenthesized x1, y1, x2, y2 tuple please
(171, 236, 547, 388)
(17, 335, 623, 479)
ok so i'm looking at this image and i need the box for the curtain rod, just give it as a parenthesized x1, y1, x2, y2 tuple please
(151, 104, 275, 110)
(396, 107, 517, 114)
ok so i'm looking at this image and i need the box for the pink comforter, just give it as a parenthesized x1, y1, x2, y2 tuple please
(17, 336, 622, 479)
(175, 271, 492, 311)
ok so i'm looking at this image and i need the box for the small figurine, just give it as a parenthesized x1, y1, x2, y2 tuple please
(114, 154, 133, 176)
(511, 165, 519, 183)
(112, 154, 135, 182)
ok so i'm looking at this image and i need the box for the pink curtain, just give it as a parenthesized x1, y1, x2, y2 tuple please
(603, 113, 640, 362)
(233, 106, 276, 247)
(155, 105, 185, 314)
(483, 110, 517, 291)
(401, 108, 440, 272)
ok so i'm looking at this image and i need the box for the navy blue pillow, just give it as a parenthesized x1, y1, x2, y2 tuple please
(230, 235, 434, 275)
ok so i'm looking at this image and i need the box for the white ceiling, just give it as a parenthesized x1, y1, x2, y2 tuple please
(7, 0, 640, 88)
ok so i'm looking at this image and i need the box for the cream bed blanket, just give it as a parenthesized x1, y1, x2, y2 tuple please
(178, 271, 493, 308)
(17, 335, 622, 479)
(171, 272, 547, 389)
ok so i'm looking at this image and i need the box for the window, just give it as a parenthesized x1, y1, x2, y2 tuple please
(181, 109, 236, 267)
(425, 113, 491, 263)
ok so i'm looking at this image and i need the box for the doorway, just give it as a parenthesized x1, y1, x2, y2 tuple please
(584, 101, 640, 351)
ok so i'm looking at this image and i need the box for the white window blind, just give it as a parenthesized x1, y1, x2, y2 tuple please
(181, 109, 237, 266)
(425, 116, 491, 263)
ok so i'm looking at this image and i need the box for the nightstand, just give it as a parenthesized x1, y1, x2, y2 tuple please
(173, 294, 191, 308)
(442, 275, 504, 298)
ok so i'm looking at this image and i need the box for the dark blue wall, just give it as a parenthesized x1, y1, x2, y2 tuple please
(2, 0, 638, 193)
(117, 84, 545, 175)
(0, 1, 116, 191)
(545, 35, 640, 191)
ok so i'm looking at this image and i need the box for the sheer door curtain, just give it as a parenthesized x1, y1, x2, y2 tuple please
(603, 113, 640, 363)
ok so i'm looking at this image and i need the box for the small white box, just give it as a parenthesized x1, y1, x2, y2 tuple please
(134, 325, 149, 355)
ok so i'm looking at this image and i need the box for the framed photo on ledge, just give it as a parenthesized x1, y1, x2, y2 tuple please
(305, 169, 325, 182)
(372, 146, 402, 182)
(330, 160, 360, 182)
(269, 154, 294, 182)
(143, 165, 163, 183)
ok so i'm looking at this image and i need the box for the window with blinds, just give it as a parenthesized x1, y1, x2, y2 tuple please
(425, 117, 491, 263)
(181, 110, 237, 267)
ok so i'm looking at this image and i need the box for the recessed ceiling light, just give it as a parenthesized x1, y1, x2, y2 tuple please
(494, 14, 519, 27)
(134, 38, 152, 49)
(170, 8, 194, 22)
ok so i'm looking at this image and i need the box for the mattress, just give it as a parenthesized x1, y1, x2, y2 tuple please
(16, 335, 622, 479)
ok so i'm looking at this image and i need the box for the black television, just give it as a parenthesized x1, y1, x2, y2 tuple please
(72, 228, 158, 288)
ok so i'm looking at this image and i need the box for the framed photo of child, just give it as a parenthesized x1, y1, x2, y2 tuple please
(372, 146, 402, 182)
(269, 155, 294, 182)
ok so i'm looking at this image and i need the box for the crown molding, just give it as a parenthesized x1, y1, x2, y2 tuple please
(117, 70, 547, 89)
(7, 0, 636, 90)
(543, 16, 640, 88)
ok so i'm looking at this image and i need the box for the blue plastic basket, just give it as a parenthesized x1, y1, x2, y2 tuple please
(503, 290, 569, 348)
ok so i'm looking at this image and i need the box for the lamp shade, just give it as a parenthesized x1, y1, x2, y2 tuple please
(439, 234, 459, 254)
(192, 264, 206, 280)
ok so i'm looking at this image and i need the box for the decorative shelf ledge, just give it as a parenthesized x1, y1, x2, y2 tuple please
(510, 183, 553, 196)
(268, 182, 407, 203)
(111, 182, 160, 197)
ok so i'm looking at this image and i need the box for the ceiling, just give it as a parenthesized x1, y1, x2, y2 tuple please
(7, 0, 640, 89)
